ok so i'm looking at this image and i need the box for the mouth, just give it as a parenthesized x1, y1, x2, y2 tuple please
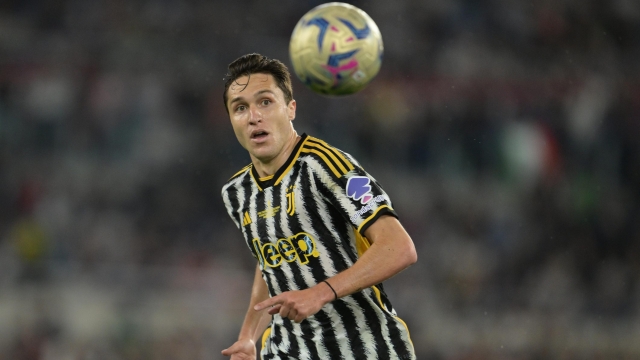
(250, 130, 269, 142)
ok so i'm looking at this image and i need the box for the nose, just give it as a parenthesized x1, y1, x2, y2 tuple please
(249, 105, 262, 124)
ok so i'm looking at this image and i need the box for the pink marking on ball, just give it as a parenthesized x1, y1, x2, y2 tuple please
(330, 25, 340, 32)
(331, 42, 336, 52)
(345, 37, 354, 42)
(322, 60, 359, 86)
(322, 59, 359, 76)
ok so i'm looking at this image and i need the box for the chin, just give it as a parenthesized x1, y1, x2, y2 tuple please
(251, 149, 275, 162)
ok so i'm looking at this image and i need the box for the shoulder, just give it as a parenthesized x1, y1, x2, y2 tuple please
(299, 136, 358, 179)
(221, 163, 252, 193)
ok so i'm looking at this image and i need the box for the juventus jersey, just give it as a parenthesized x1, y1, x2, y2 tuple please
(221, 134, 415, 360)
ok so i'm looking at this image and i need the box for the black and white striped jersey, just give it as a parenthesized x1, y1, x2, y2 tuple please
(221, 134, 415, 360)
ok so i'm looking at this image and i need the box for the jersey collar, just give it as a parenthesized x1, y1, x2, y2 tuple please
(250, 133, 309, 190)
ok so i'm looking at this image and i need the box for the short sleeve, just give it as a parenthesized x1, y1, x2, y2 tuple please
(312, 159, 398, 236)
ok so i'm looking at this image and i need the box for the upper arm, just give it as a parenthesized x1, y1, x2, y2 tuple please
(250, 262, 270, 304)
(308, 156, 398, 236)
(363, 215, 417, 264)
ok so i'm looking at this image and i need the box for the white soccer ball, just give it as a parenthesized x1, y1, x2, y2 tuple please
(289, 2, 384, 96)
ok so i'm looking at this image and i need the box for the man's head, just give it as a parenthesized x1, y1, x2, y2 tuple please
(223, 53, 294, 113)
(223, 54, 298, 173)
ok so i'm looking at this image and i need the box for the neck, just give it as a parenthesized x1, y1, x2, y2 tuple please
(252, 131, 300, 178)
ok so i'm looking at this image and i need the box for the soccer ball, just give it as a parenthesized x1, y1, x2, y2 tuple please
(289, 2, 383, 96)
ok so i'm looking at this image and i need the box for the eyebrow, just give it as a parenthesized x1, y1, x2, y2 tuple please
(229, 89, 276, 106)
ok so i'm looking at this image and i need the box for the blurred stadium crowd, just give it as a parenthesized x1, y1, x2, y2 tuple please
(1, 0, 639, 359)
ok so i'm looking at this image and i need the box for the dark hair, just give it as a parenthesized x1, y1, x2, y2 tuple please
(223, 53, 294, 113)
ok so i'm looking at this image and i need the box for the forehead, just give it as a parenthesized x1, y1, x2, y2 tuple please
(228, 73, 281, 99)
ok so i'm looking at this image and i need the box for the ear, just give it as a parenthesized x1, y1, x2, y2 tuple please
(287, 99, 297, 121)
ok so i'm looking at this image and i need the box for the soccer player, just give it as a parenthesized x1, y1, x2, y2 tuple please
(220, 53, 417, 360)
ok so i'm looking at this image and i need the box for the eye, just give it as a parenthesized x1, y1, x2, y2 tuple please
(235, 104, 246, 112)
(261, 99, 271, 106)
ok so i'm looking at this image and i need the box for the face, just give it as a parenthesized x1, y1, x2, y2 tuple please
(226, 73, 297, 165)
